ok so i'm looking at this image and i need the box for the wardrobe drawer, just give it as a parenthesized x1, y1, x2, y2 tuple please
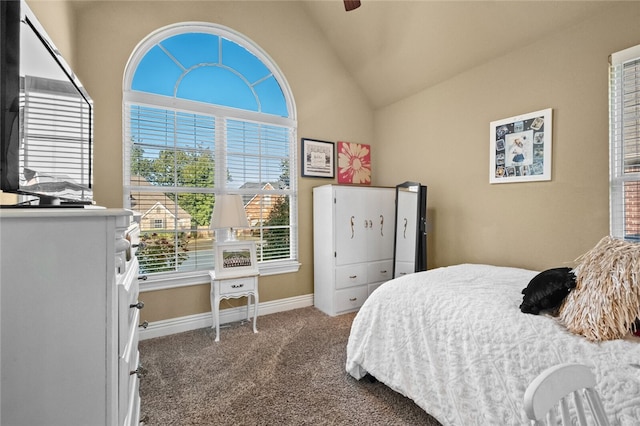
(334, 286, 368, 313)
(368, 282, 383, 295)
(394, 261, 415, 278)
(335, 264, 367, 289)
(367, 260, 393, 283)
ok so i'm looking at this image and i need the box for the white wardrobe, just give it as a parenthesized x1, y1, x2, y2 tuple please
(313, 185, 395, 316)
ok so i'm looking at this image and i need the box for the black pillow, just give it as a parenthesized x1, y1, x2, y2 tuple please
(520, 267, 576, 315)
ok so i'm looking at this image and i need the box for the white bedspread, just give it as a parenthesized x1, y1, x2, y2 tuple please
(346, 264, 640, 425)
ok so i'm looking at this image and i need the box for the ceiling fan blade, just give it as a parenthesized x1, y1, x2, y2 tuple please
(344, 0, 361, 12)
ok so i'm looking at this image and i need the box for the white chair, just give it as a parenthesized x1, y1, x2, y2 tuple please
(524, 363, 610, 426)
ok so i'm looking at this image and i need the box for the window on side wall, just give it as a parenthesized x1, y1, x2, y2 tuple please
(610, 44, 640, 242)
(122, 24, 299, 287)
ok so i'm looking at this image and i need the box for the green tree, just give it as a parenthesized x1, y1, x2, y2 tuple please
(137, 231, 190, 274)
(130, 143, 153, 178)
(135, 145, 215, 227)
(279, 159, 290, 188)
(131, 144, 215, 273)
(262, 195, 290, 260)
(262, 159, 291, 260)
(175, 149, 215, 227)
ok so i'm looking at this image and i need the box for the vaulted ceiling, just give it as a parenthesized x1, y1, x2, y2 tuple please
(302, 1, 619, 109)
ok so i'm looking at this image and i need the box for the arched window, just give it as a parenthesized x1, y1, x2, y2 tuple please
(123, 23, 298, 283)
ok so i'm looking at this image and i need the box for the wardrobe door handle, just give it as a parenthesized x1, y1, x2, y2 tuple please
(350, 216, 355, 238)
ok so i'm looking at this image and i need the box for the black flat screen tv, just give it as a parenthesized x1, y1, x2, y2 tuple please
(1, 0, 93, 207)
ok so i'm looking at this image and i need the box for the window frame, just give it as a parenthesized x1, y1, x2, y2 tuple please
(610, 44, 640, 242)
(123, 22, 299, 291)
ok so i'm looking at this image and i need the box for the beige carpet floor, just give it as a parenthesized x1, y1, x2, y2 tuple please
(139, 306, 442, 425)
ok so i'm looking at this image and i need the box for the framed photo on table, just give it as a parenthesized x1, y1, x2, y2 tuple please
(301, 138, 335, 178)
(214, 241, 259, 279)
(489, 108, 552, 184)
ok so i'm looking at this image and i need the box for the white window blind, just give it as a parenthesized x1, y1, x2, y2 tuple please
(124, 103, 216, 274)
(610, 45, 640, 241)
(124, 100, 297, 275)
(225, 119, 294, 262)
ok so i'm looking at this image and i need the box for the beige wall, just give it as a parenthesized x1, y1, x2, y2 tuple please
(28, 0, 372, 322)
(26, 1, 76, 67)
(24, 1, 640, 322)
(374, 2, 640, 272)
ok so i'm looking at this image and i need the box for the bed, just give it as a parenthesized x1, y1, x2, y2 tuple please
(346, 264, 640, 425)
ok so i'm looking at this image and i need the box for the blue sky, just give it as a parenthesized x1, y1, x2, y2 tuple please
(131, 32, 287, 117)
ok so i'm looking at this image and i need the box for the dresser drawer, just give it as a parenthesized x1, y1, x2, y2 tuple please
(335, 264, 367, 289)
(124, 351, 141, 426)
(119, 326, 140, 426)
(367, 260, 393, 283)
(219, 276, 256, 294)
(118, 258, 140, 355)
(334, 286, 368, 313)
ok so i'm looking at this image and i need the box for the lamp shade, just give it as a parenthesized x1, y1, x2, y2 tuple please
(210, 194, 249, 230)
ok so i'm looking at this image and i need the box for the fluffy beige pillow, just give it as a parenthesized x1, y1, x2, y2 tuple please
(558, 236, 640, 341)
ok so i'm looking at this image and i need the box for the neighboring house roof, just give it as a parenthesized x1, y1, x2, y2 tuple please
(129, 178, 285, 228)
(239, 182, 276, 205)
(239, 181, 280, 205)
(130, 175, 192, 224)
(239, 182, 284, 225)
(147, 201, 177, 220)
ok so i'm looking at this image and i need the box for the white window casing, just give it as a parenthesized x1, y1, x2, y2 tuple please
(610, 44, 640, 241)
(122, 23, 299, 290)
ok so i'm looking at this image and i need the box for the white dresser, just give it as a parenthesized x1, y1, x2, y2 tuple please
(313, 185, 395, 316)
(0, 208, 143, 426)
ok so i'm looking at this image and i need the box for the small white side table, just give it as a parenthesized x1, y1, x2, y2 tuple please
(209, 271, 259, 342)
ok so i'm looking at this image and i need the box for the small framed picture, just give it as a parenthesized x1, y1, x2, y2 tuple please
(489, 108, 552, 184)
(214, 241, 259, 279)
(301, 138, 335, 178)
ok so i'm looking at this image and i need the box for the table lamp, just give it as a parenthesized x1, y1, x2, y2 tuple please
(210, 194, 249, 242)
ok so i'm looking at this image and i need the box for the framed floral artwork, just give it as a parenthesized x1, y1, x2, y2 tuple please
(489, 108, 552, 184)
(337, 141, 371, 185)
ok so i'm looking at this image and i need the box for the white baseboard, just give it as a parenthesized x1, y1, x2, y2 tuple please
(140, 293, 314, 340)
